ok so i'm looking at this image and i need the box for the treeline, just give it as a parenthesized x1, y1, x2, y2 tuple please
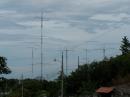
(2, 36, 130, 97)
(0, 78, 60, 97)
(64, 52, 130, 96)
(63, 36, 130, 96)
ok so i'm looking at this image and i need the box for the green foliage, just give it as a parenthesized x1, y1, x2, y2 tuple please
(6, 36, 130, 97)
(7, 79, 60, 97)
(36, 90, 49, 97)
(6, 53, 130, 97)
(46, 81, 60, 97)
(0, 56, 11, 97)
(120, 36, 130, 55)
(0, 56, 11, 74)
(64, 52, 130, 96)
(8, 79, 41, 97)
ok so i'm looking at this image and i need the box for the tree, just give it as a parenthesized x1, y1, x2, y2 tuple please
(0, 56, 11, 74)
(120, 36, 130, 55)
(0, 56, 11, 97)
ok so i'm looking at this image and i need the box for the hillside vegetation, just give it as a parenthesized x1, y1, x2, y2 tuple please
(1, 36, 130, 97)
(65, 52, 130, 96)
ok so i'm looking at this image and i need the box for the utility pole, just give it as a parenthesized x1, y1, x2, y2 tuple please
(54, 51, 64, 97)
(65, 48, 68, 75)
(53, 51, 64, 97)
(21, 74, 23, 97)
(85, 49, 88, 64)
(64, 48, 71, 75)
(103, 48, 106, 59)
(102, 48, 116, 60)
(32, 48, 34, 78)
(78, 56, 80, 69)
(61, 51, 64, 97)
(41, 11, 43, 81)
(102, 44, 106, 60)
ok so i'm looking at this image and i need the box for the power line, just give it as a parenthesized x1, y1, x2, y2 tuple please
(82, 47, 119, 63)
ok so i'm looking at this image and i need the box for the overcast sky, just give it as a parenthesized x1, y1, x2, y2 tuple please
(1, 0, 130, 80)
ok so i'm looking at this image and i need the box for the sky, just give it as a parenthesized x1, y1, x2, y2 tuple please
(1, 0, 130, 80)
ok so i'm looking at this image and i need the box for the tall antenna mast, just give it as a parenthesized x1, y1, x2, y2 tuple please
(64, 48, 72, 75)
(32, 48, 34, 78)
(61, 51, 64, 97)
(41, 11, 43, 80)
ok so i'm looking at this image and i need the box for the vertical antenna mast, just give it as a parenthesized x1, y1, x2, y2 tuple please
(103, 44, 106, 60)
(78, 56, 80, 69)
(65, 48, 72, 75)
(103, 48, 106, 59)
(32, 48, 34, 78)
(86, 49, 88, 64)
(61, 51, 64, 97)
(65, 48, 68, 75)
(41, 11, 43, 80)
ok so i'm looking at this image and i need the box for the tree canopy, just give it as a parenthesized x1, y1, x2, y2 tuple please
(120, 36, 130, 55)
(0, 56, 11, 74)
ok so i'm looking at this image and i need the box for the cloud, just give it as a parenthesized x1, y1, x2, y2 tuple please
(90, 13, 130, 22)
(1, 0, 130, 79)
(0, 0, 129, 32)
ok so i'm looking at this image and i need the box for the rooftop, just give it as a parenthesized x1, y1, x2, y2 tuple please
(96, 87, 114, 94)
